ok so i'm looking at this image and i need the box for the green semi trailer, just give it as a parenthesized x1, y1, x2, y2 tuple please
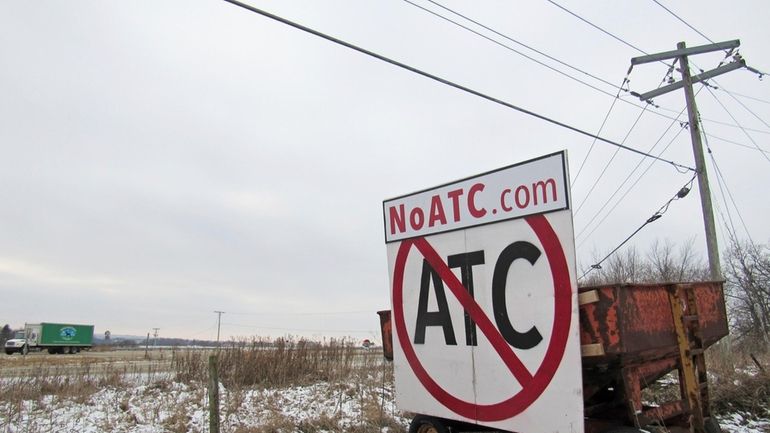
(4, 323, 94, 355)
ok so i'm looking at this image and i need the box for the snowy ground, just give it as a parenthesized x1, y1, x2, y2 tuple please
(717, 412, 770, 433)
(1, 372, 408, 433)
(1, 371, 767, 432)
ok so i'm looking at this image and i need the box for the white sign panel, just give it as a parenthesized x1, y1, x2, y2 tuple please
(384, 151, 583, 433)
(384, 152, 569, 243)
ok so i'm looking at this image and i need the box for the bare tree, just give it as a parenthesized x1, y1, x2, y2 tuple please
(581, 247, 644, 286)
(643, 238, 709, 282)
(0, 324, 13, 346)
(723, 239, 770, 349)
(580, 240, 707, 286)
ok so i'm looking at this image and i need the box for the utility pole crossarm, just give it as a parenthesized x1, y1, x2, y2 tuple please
(637, 60, 746, 101)
(631, 40, 740, 65)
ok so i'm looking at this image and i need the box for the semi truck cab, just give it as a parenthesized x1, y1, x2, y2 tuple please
(4, 330, 30, 354)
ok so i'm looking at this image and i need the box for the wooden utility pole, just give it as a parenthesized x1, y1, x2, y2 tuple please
(632, 39, 745, 281)
(213, 311, 225, 346)
(678, 43, 721, 281)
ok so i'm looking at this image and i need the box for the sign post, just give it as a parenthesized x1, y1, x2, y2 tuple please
(383, 151, 583, 433)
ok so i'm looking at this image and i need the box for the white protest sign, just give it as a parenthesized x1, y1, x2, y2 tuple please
(384, 151, 583, 433)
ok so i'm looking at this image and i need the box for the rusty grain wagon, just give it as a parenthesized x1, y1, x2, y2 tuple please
(379, 280, 729, 433)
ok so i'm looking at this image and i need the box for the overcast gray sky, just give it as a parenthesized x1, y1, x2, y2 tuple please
(2, 1, 769, 341)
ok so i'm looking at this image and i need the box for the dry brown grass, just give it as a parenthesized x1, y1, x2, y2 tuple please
(1, 341, 405, 432)
(708, 350, 770, 416)
(641, 345, 770, 421)
(172, 336, 366, 389)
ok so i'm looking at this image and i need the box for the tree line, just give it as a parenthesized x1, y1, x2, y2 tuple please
(580, 237, 770, 351)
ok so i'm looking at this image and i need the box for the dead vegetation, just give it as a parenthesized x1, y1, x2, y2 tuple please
(641, 345, 770, 424)
(708, 350, 770, 417)
(172, 337, 366, 388)
(0, 338, 405, 433)
(2, 336, 766, 432)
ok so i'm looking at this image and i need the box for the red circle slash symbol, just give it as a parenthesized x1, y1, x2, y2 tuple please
(392, 214, 572, 421)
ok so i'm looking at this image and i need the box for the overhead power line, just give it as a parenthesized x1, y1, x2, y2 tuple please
(403, 1, 768, 186)
(412, 0, 748, 131)
(222, 0, 695, 172)
(704, 85, 770, 164)
(710, 154, 750, 244)
(719, 88, 770, 105)
(579, 173, 697, 280)
(575, 109, 689, 246)
(404, 0, 624, 93)
(705, 79, 770, 138)
(401, 0, 638, 188)
(574, 105, 650, 216)
(546, 0, 770, 135)
(546, 0, 654, 59)
(705, 132, 770, 154)
(699, 118, 755, 243)
(571, 83, 626, 187)
(650, 0, 714, 43)
(573, 65, 679, 215)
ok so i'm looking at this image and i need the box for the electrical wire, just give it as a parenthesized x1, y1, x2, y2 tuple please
(221, 0, 695, 172)
(404, 0, 625, 93)
(545, 0, 770, 135)
(415, 0, 770, 176)
(695, 51, 770, 145)
(648, 9, 770, 137)
(576, 110, 689, 244)
(700, 118, 755, 243)
(717, 88, 770, 105)
(574, 64, 678, 215)
(576, 122, 688, 248)
(574, 70, 709, 244)
(709, 80, 770, 133)
(650, 0, 714, 43)
(704, 85, 770, 164)
(575, 70, 750, 249)
(400, 0, 636, 188)
(706, 134, 770, 154)
(571, 82, 625, 188)
(578, 173, 697, 280)
(545, 0, 660, 61)
(574, 106, 648, 216)
(710, 156, 743, 245)
(422, 0, 770, 139)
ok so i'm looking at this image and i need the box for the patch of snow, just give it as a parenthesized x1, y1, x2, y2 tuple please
(718, 411, 770, 433)
(0, 372, 409, 432)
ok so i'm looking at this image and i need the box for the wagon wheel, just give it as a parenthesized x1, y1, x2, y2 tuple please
(408, 415, 451, 433)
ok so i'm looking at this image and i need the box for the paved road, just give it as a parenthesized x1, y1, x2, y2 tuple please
(0, 348, 187, 378)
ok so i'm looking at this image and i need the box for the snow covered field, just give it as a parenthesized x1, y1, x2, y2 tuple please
(2, 373, 768, 433)
(1, 380, 408, 433)
(1, 368, 408, 433)
(1, 348, 767, 433)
